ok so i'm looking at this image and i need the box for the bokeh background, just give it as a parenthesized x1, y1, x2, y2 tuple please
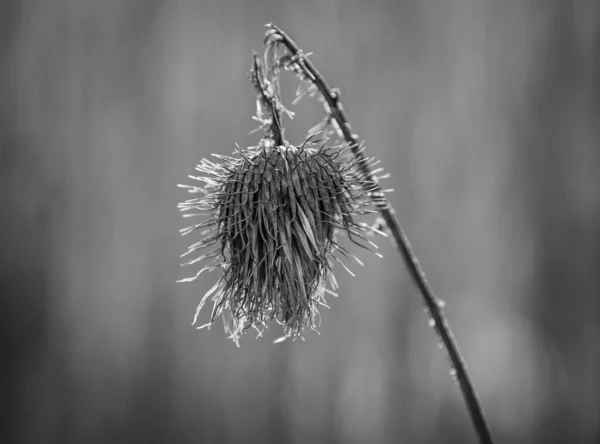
(2, 0, 599, 443)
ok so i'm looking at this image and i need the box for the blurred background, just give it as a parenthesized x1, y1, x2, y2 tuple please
(1, 0, 599, 443)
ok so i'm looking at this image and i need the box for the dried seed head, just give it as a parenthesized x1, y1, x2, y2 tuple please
(178, 137, 382, 345)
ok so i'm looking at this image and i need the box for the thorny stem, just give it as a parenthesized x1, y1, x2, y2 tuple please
(264, 23, 494, 444)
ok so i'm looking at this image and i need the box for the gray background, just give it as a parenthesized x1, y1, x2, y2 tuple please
(2, 0, 599, 443)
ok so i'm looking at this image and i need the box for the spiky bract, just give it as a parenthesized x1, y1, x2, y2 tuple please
(178, 138, 381, 345)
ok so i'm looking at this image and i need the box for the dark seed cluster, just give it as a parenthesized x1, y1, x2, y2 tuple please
(178, 138, 384, 345)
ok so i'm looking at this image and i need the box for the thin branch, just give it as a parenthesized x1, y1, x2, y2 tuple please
(264, 23, 494, 444)
(251, 51, 284, 146)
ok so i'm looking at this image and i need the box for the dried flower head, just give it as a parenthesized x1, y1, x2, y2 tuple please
(178, 137, 384, 344)
(177, 46, 386, 345)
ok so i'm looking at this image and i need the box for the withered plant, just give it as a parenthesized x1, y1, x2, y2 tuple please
(178, 24, 493, 444)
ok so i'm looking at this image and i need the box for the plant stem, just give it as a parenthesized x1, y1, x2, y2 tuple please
(264, 23, 494, 444)
(251, 51, 284, 146)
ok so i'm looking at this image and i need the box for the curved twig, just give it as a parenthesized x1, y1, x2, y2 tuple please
(264, 23, 494, 444)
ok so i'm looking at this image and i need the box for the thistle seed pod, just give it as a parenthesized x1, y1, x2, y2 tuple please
(178, 137, 383, 345)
